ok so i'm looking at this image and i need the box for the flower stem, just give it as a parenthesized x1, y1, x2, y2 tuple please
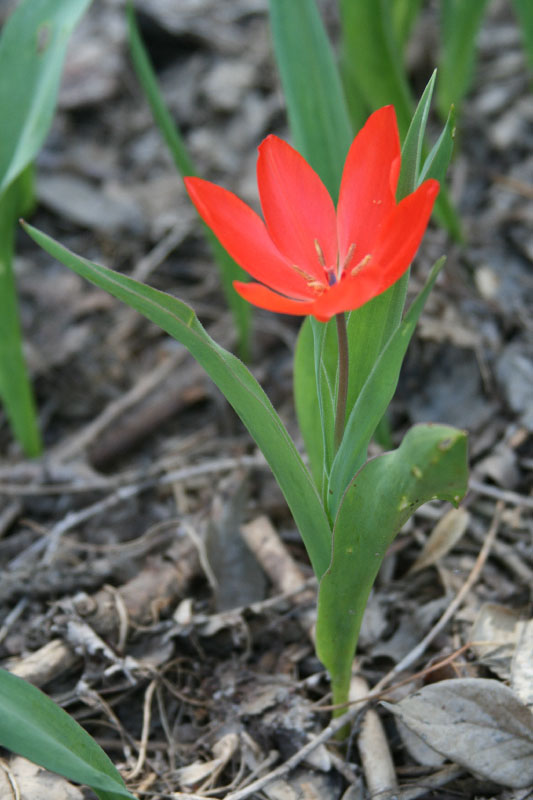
(334, 312, 349, 451)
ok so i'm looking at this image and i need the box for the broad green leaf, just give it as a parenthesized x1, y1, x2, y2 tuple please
(511, 0, 533, 71)
(126, 4, 251, 361)
(328, 258, 447, 517)
(436, 0, 490, 119)
(339, 0, 414, 138)
(316, 424, 468, 709)
(0, 0, 93, 194)
(0, 167, 41, 456)
(22, 222, 333, 579)
(419, 103, 456, 186)
(0, 669, 136, 800)
(269, 0, 353, 198)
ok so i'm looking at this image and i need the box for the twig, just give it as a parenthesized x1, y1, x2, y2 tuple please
(375, 501, 503, 688)
(396, 764, 465, 800)
(128, 679, 158, 780)
(6, 455, 266, 567)
(469, 478, 533, 509)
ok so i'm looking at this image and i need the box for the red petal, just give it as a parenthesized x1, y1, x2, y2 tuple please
(309, 268, 388, 320)
(337, 106, 400, 267)
(234, 281, 318, 316)
(185, 177, 313, 299)
(257, 135, 337, 281)
(370, 178, 439, 286)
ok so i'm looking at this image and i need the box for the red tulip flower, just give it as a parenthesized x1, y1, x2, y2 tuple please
(185, 106, 439, 323)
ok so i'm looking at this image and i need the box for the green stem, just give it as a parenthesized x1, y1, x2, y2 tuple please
(334, 312, 349, 451)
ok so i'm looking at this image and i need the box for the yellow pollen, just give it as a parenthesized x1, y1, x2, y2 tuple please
(350, 254, 372, 277)
(314, 239, 326, 268)
(341, 242, 356, 273)
(291, 263, 318, 282)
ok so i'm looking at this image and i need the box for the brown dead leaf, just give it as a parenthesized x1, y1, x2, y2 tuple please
(177, 732, 239, 791)
(0, 756, 84, 800)
(512, 619, 533, 707)
(471, 602, 523, 680)
(410, 507, 470, 573)
(383, 678, 533, 788)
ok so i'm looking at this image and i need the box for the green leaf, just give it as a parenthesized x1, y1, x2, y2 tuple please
(338, 0, 414, 138)
(0, 0, 93, 194)
(268, 0, 353, 198)
(419, 103, 456, 186)
(22, 222, 333, 579)
(0, 168, 41, 456)
(436, 0, 490, 119)
(316, 424, 468, 709)
(328, 258, 447, 517)
(0, 669, 136, 800)
(398, 69, 461, 239)
(392, 0, 424, 50)
(294, 317, 337, 502)
(397, 70, 437, 198)
(511, 0, 533, 71)
(126, 3, 251, 360)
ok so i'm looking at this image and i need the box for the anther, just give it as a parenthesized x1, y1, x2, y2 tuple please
(350, 254, 372, 277)
(314, 239, 326, 268)
(291, 263, 319, 283)
(341, 243, 356, 274)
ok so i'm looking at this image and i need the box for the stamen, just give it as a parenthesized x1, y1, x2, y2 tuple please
(291, 263, 319, 283)
(350, 254, 372, 277)
(314, 239, 326, 268)
(341, 243, 356, 274)
(290, 263, 326, 295)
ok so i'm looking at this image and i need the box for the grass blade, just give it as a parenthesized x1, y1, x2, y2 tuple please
(126, 4, 251, 360)
(0, 169, 41, 456)
(268, 0, 353, 198)
(339, 0, 414, 137)
(436, 0, 490, 118)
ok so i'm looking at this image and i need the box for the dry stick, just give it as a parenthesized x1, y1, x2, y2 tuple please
(396, 764, 465, 800)
(0, 453, 267, 498)
(128, 679, 158, 780)
(50, 347, 188, 463)
(7, 455, 265, 567)
(378, 501, 503, 686)
(468, 478, 533, 510)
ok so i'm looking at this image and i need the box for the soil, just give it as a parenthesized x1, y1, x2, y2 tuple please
(0, 1, 532, 798)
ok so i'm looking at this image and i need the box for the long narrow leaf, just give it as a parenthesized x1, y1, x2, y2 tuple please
(339, 0, 414, 138)
(268, 0, 353, 198)
(0, 0, 93, 194)
(393, 0, 424, 51)
(419, 104, 456, 186)
(0, 169, 41, 456)
(0, 669, 136, 800)
(126, 4, 251, 359)
(436, 0, 490, 119)
(327, 258, 447, 517)
(511, 0, 533, 71)
(22, 222, 333, 579)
